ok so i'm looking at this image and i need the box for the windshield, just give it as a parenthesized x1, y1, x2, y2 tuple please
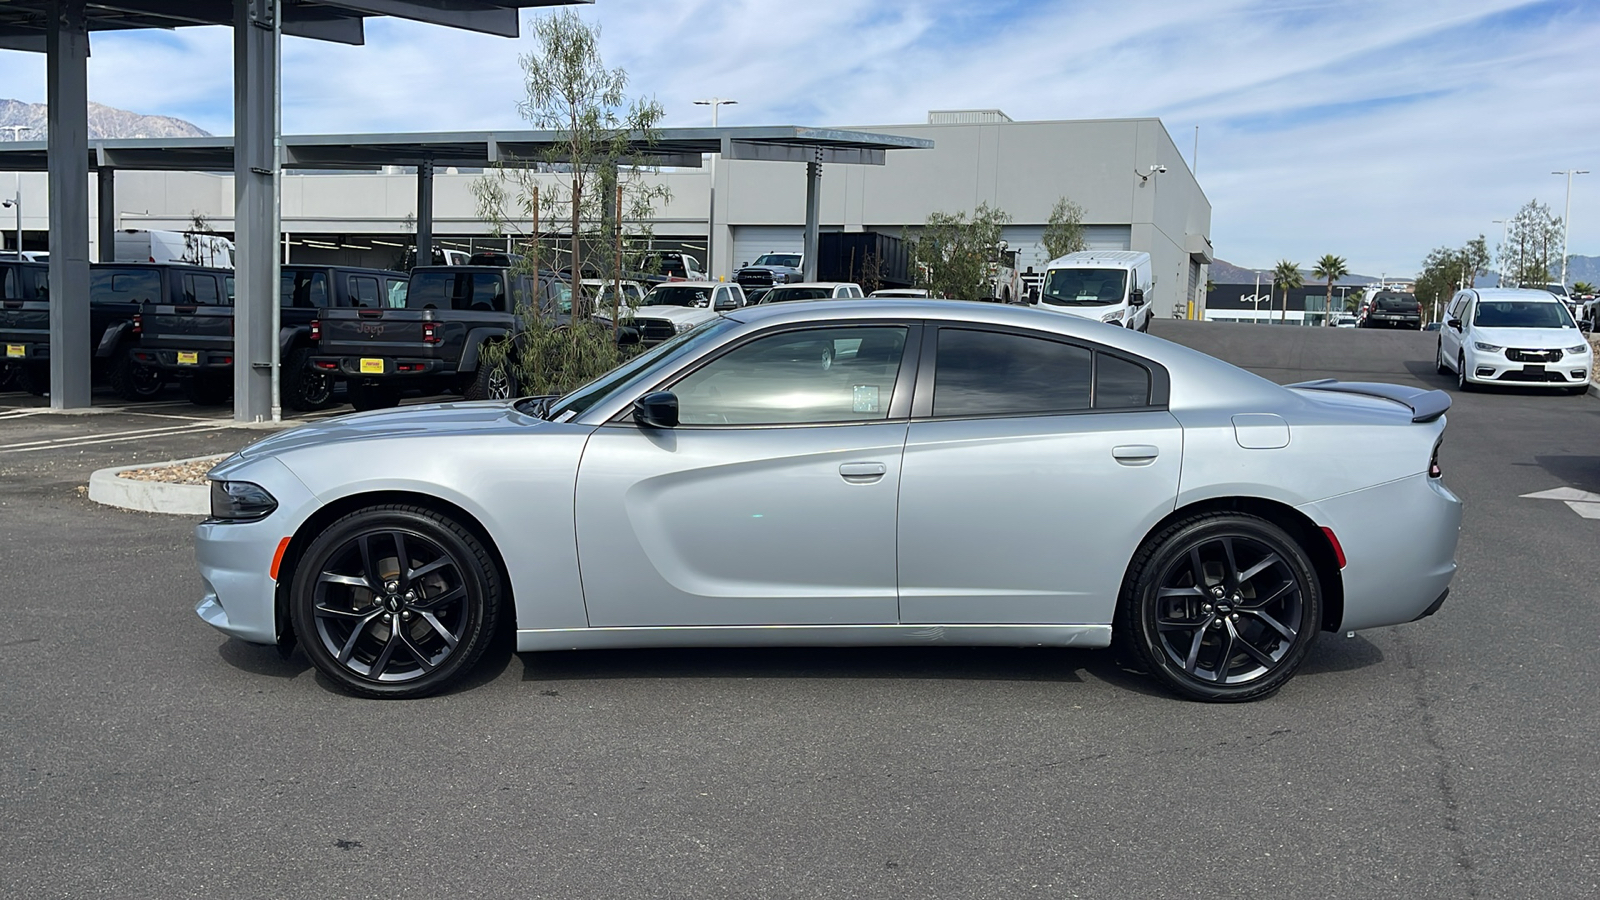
(762, 287, 832, 303)
(753, 254, 801, 268)
(1040, 268, 1128, 306)
(1474, 300, 1575, 328)
(540, 318, 739, 420)
(1373, 293, 1419, 311)
(643, 285, 712, 308)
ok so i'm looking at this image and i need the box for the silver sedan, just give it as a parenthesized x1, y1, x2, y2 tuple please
(195, 300, 1462, 701)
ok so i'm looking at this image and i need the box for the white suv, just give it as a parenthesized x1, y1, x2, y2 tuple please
(626, 281, 745, 344)
(757, 282, 864, 303)
(1436, 288, 1591, 394)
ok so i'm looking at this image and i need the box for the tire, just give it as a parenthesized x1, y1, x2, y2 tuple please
(182, 373, 231, 406)
(280, 347, 334, 412)
(1456, 353, 1474, 392)
(290, 504, 502, 699)
(108, 350, 164, 401)
(463, 356, 517, 401)
(1119, 512, 1322, 702)
(348, 380, 400, 411)
(14, 363, 48, 396)
(1435, 340, 1450, 375)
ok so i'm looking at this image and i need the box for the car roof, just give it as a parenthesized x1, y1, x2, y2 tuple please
(647, 281, 723, 289)
(770, 282, 858, 289)
(1469, 288, 1565, 302)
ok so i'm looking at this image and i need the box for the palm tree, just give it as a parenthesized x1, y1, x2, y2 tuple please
(1272, 259, 1304, 324)
(1312, 254, 1348, 326)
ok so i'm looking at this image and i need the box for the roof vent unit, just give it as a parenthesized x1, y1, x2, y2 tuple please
(927, 109, 1013, 125)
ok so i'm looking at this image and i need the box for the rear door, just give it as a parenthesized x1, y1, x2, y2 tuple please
(896, 324, 1182, 625)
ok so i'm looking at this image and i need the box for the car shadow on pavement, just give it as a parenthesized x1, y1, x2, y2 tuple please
(217, 637, 312, 679)
(516, 645, 1100, 686)
(1297, 632, 1384, 677)
(1533, 455, 1600, 494)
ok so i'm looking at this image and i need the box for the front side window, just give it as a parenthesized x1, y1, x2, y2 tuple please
(762, 287, 833, 303)
(346, 276, 381, 308)
(183, 274, 222, 305)
(644, 285, 713, 308)
(1473, 300, 1574, 329)
(92, 269, 161, 304)
(283, 271, 331, 308)
(672, 326, 909, 426)
(1040, 268, 1128, 307)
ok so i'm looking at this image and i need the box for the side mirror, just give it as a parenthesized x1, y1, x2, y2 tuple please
(633, 391, 679, 428)
(1447, 318, 1462, 329)
(1129, 289, 1146, 307)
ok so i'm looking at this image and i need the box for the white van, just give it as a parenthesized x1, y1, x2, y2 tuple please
(1032, 250, 1153, 331)
(114, 229, 235, 269)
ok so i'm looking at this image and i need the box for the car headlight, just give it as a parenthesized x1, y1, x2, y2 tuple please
(1473, 341, 1502, 352)
(1566, 344, 1590, 354)
(1100, 310, 1123, 323)
(209, 480, 278, 521)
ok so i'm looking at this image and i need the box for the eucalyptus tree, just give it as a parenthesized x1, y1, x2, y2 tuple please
(1040, 196, 1087, 260)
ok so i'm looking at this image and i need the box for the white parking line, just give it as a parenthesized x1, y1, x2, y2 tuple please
(0, 421, 237, 453)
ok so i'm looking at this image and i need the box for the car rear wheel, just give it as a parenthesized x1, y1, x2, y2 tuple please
(281, 347, 334, 411)
(464, 357, 517, 401)
(348, 380, 400, 411)
(1120, 513, 1321, 702)
(291, 505, 502, 699)
(109, 350, 164, 401)
(14, 362, 47, 396)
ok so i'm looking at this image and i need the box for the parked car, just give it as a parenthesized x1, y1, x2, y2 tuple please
(1032, 251, 1154, 332)
(734, 252, 803, 291)
(621, 281, 745, 345)
(1422, 322, 1441, 332)
(130, 264, 408, 408)
(308, 265, 574, 410)
(758, 282, 864, 303)
(0, 258, 50, 394)
(870, 288, 932, 299)
(1334, 314, 1359, 328)
(1, 261, 216, 400)
(1359, 291, 1422, 329)
(196, 298, 1461, 702)
(582, 278, 647, 314)
(1436, 288, 1590, 393)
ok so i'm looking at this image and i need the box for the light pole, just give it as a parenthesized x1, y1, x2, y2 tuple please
(1553, 169, 1589, 287)
(1492, 218, 1509, 286)
(1, 124, 29, 257)
(694, 98, 737, 279)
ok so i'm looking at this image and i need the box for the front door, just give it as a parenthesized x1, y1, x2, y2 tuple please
(896, 325, 1182, 625)
(575, 323, 917, 627)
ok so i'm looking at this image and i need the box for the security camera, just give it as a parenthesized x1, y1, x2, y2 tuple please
(1150, 164, 1167, 174)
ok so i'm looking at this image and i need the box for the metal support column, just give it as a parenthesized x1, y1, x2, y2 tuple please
(96, 166, 115, 262)
(802, 156, 821, 282)
(416, 159, 434, 266)
(46, 0, 91, 409)
(233, 0, 281, 423)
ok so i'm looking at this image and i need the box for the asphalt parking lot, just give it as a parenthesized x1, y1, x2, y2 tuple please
(3, 321, 1599, 899)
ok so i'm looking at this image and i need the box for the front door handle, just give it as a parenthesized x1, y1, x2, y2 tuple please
(1112, 444, 1160, 465)
(839, 462, 887, 483)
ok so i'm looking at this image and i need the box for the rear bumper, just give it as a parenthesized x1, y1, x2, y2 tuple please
(310, 355, 456, 378)
(134, 347, 232, 372)
(3, 340, 47, 362)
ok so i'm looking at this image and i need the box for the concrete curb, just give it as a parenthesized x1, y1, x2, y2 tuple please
(88, 455, 226, 516)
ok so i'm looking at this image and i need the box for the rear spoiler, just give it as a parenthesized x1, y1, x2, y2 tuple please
(1289, 379, 1451, 423)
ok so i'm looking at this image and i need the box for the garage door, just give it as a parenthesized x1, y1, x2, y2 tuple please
(731, 226, 803, 270)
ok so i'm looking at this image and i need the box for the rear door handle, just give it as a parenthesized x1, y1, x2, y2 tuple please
(1112, 444, 1160, 465)
(839, 462, 887, 483)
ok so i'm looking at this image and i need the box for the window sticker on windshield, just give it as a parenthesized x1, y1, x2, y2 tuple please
(853, 384, 881, 413)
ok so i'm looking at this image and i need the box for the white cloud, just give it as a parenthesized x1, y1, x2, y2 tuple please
(0, 0, 1597, 277)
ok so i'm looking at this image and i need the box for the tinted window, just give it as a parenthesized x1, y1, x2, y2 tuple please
(1096, 354, 1152, 408)
(385, 279, 408, 308)
(1, 266, 13, 299)
(183, 274, 222, 305)
(405, 272, 506, 312)
(672, 326, 908, 426)
(643, 285, 713, 308)
(92, 269, 161, 304)
(283, 270, 330, 308)
(28, 267, 47, 300)
(347, 275, 381, 308)
(1473, 300, 1573, 328)
(762, 287, 833, 303)
(933, 329, 1091, 417)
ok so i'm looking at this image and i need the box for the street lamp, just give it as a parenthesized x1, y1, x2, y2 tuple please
(1553, 169, 1589, 287)
(693, 99, 737, 280)
(1, 124, 28, 258)
(1492, 218, 1509, 286)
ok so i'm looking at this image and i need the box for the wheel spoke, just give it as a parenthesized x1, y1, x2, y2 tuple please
(1157, 585, 1205, 599)
(336, 611, 383, 664)
(418, 611, 459, 649)
(1237, 553, 1281, 585)
(396, 627, 436, 673)
(1211, 621, 1235, 682)
(358, 533, 381, 591)
(315, 602, 372, 620)
(1188, 547, 1207, 588)
(1238, 579, 1294, 610)
(1221, 538, 1240, 587)
(1245, 608, 1297, 641)
(412, 584, 466, 611)
(1229, 620, 1277, 667)
(369, 628, 400, 679)
(392, 532, 411, 590)
(1184, 620, 1210, 673)
(318, 572, 371, 591)
(408, 556, 453, 583)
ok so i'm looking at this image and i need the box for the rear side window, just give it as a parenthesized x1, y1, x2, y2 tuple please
(280, 270, 328, 308)
(1, 267, 13, 299)
(91, 269, 161, 304)
(347, 275, 382, 308)
(1095, 354, 1153, 408)
(28, 267, 47, 300)
(406, 272, 506, 312)
(182, 274, 222, 305)
(385, 278, 408, 308)
(933, 329, 1092, 416)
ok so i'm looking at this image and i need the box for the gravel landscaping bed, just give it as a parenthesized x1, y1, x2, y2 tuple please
(115, 456, 226, 486)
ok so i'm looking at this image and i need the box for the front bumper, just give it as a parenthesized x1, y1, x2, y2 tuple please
(193, 458, 318, 646)
(1463, 347, 1589, 386)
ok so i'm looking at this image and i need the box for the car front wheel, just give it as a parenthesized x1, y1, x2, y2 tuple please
(291, 505, 502, 699)
(1121, 513, 1321, 702)
(1436, 340, 1450, 375)
(1456, 353, 1474, 392)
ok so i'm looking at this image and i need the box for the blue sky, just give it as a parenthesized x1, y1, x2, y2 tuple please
(1, 0, 1597, 277)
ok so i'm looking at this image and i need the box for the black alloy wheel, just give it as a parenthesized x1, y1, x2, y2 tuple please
(291, 505, 500, 699)
(14, 362, 47, 396)
(1122, 513, 1321, 702)
(109, 350, 164, 401)
(281, 347, 334, 411)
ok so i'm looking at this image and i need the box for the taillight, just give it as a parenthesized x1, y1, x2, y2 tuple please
(131, 314, 142, 335)
(1429, 437, 1442, 478)
(309, 319, 320, 341)
(1321, 527, 1347, 569)
(422, 322, 441, 344)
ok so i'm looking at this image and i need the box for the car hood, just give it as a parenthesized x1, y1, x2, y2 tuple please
(738, 265, 799, 275)
(225, 400, 535, 466)
(630, 305, 712, 322)
(1469, 326, 1585, 349)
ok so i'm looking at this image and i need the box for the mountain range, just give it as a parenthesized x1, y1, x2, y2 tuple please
(1212, 255, 1600, 289)
(0, 98, 209, 141)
